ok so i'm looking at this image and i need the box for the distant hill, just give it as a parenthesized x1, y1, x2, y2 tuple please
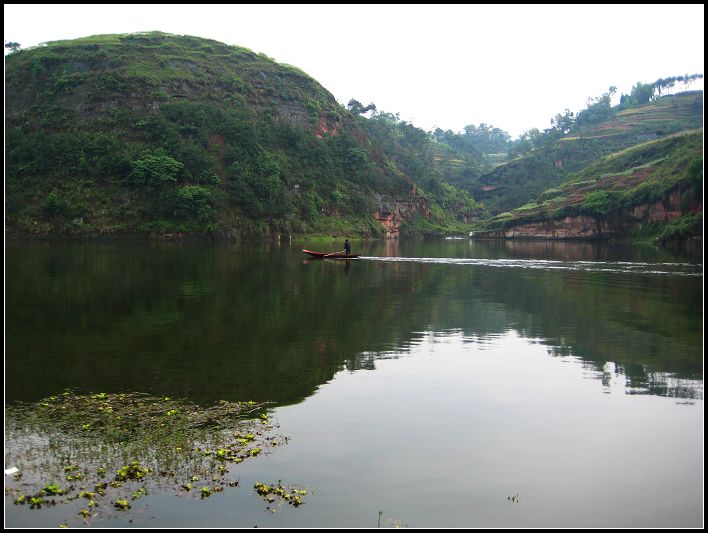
(470, 92, 703, 215)
(5, 32, 478, 238)
(478, 129, 702, 244)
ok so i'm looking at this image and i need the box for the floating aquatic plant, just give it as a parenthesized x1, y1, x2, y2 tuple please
(5, 390, 306, 526)
(40, 483, 66, 496)
(253, 482, 309, 508)
(115, 461, 150, 482)
(130, 487, 147, 500)
(113, 499, 131, 511)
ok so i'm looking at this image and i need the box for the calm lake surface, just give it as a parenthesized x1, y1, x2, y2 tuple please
(5, 239, 703, 527)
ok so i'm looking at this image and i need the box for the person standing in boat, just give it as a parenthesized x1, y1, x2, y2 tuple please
(344, 239, 351, 255)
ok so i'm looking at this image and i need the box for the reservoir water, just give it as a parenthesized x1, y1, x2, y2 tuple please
(5, 239, 703, 527)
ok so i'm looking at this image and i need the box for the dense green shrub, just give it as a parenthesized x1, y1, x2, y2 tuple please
(579, 191, 611, 215)
(175, 185, 212, 219)
(128, 150, 183, 188)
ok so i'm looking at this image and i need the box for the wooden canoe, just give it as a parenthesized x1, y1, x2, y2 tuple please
(303, 249, 360, 259)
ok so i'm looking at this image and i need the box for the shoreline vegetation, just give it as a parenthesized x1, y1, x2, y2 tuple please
(5, 391, 308, 527)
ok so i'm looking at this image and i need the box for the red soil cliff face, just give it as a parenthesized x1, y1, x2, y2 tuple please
(484, 189, 701, 239)
(314, 112, 340, 139)
(374, 193, 432, 238)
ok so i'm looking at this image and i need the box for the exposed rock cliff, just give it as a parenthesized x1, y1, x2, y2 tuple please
(373, 192, 432, 238)
(481, 187, 701, 240)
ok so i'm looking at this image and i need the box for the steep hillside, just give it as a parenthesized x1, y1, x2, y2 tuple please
(479, 130, 703, 243)
(471, 92, 703, 214)
(5, 32, 476, 238)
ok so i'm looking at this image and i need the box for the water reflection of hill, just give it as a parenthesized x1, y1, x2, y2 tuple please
(5, 241, 702, 405)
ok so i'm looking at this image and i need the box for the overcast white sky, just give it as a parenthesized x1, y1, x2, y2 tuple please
(4, 4, 704, 138)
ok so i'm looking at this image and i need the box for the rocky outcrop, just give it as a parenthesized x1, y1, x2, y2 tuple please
(481, 188, 701, 240)
(488, 215, 606, 239)
(629, 189, 684, 222)
(314, 111, 340, 139)
(374, 192, 431, 238)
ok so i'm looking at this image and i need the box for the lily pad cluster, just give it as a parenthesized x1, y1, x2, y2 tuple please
(5, 390, 305, 526)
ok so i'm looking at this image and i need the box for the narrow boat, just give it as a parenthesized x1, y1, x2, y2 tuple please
(303, 250, 360, 259)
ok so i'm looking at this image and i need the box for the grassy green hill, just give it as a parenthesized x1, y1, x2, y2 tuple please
(5, 32, 477, 238)
(471, 92, 703, 216)
(480, 130, 703, 243)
